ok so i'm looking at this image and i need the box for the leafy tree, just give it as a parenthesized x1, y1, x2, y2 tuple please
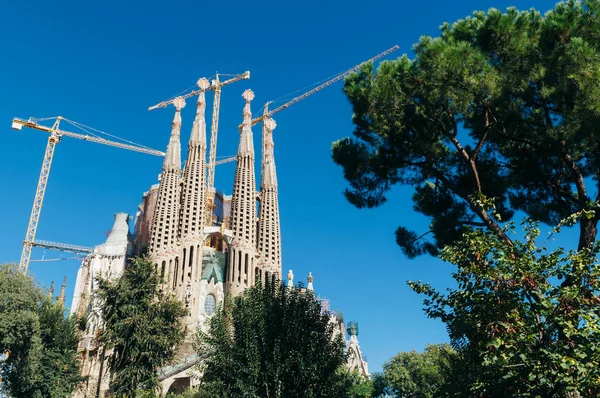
(375, 344, 454, 398)
(0, 263, 83, 397)
(409, 221, 600, 397)
(332, 0, 600, 258)
(196, 279, 349, 398)
(96, 257, 187, 397)
(345, 369, 375, 398)
(371, 373, 391, 397)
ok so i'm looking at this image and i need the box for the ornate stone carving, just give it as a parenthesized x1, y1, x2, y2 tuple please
(184, 282, 192, 308)
(264, 118, 277, 131)
(196, 77, 210, 90)
(173, 96, 186, 110)
(242, 89, 255, 102)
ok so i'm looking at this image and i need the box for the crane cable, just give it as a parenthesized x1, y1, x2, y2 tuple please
(268, 66, 355, 106)
(61, 118, 155, 151)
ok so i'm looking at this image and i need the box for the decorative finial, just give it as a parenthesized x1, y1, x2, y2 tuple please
(347, 322, 359, 337)
(264, 118, 277, 131)
(308, 272, 313, 283)
(49, 281, 55, 298)
(58, 276, 66, 305)
(197, 78, 210, 91)
(173, 96, 186, 110)
(307, 272, 314, 291)
(242, 89, 255, 103)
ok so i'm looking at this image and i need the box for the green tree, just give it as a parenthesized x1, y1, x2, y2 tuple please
(0, 263, 83, 397)
(409, 221, 600, 397)
(345, 369, 375, 398)
(332, 0, 600, 257)
(96, 257, 187, 397)
(196, 279, 349, 398)
(376, 344, 454, 398)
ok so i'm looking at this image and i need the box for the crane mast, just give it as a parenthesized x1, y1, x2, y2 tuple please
(18, 118, 61, 272)
(13, 116, 164, 272)
(207, 76, 222, 192)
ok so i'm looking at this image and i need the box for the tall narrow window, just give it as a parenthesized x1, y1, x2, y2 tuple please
(173, 258, 179, 290)
(238, 251, 242, 283)
(230, 249, 235, 281)
(189, 245, 194, 279)
(244, 253, 249, 286)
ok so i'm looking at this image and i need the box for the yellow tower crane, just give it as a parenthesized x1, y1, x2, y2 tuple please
(12, 116, 165, 272)
(149, 71, 250, 225)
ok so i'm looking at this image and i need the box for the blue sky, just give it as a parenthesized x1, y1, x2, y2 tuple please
(0, 0, 562, 372)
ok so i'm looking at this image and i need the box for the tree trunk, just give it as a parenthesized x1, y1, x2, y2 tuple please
(578, 216, 598, 251)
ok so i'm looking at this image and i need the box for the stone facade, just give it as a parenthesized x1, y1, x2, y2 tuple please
(71, 213, 131, 398)
(70, 86, 368, 397)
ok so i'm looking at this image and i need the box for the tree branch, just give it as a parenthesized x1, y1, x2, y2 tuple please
(472, 109, 491, 161)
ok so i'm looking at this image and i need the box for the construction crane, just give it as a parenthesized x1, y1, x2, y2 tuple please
(12, 116, 164, 272)
(149, 71, 250, 225)
(233, 46, 399, 172)
(147, 71, 249, 112)
(245, 45, 399, 130)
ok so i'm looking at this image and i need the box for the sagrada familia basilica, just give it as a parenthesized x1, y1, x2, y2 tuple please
(69, 82, 368, 396)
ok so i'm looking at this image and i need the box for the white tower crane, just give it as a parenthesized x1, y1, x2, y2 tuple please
(12, 116, 164, 272)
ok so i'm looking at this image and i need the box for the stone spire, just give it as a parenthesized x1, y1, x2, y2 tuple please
(49, 281, 55, 299)
(149, 98, 185, 275)
(257, 118, 281, 279)
(178, 79, 209, 313)
(226, 90, 257, 297)
(58, 276, 66, 305)
(163, 97, 185, 171)
(180, 79, 209, 241)
(307, 272, 314, 291)
(346, 322, 370, 376)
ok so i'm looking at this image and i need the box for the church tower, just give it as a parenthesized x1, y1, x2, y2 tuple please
(257, 118, 282, 280)
(226, 90, 257, 297)
(178, 79, 209, 316)
(148, 97, 185, 281)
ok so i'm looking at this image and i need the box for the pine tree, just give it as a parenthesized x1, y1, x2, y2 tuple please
(332, 0, 600, 257)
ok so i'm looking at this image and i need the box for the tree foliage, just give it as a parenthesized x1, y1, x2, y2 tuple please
(196, 280, 350, 398)
(0, 263, 83, 398)
(409, 221, 600, 397)
(96, 257, 187, 397)
(372, 344, 454, 398)
(344, 369, 375, 398)
(333, 0, 600, 257)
